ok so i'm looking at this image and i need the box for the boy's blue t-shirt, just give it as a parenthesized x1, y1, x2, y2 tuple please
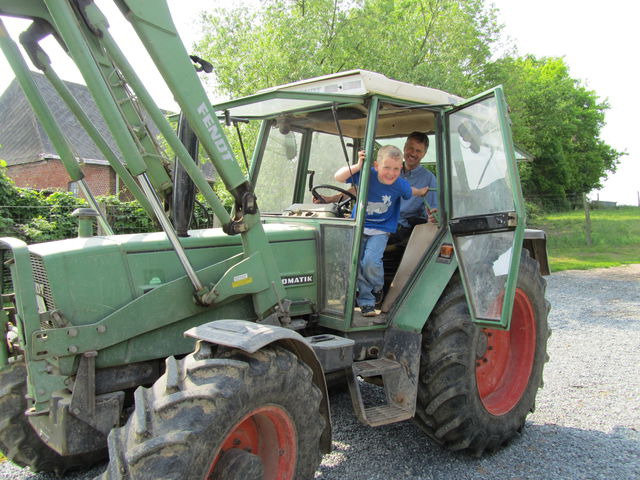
(348, 168, 412, 233)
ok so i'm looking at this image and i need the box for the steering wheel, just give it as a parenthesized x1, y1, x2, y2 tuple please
(311, 184, 356, 217)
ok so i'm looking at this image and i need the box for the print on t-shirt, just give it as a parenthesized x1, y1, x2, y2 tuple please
(367, 194, 392, 215)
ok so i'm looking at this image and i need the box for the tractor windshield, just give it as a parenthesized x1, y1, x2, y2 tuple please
(253, 126, 304, 213)
(253, 121, 358, 215)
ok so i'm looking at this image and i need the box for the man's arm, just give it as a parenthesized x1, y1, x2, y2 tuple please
(411, 186, 429, 197)
(312, 186, 356, 204)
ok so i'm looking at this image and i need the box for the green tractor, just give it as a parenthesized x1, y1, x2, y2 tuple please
(0, 1, 550, 478)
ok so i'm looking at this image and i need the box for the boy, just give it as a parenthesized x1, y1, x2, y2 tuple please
(334, 145, 428, 316)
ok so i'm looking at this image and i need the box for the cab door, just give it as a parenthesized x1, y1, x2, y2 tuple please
(445, 87, 525, 329)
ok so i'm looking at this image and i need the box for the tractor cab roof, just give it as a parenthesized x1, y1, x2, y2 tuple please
(214, 70, 463, 139)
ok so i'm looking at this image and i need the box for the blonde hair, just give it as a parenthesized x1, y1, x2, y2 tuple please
(377, 145, 403, 162)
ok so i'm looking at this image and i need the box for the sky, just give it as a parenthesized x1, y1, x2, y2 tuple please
(1, 0, 638, 205)
(0, 0, 216, 109)
(490, 0, 640, 206)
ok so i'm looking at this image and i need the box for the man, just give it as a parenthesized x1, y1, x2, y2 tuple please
(390, 131, 439, 245)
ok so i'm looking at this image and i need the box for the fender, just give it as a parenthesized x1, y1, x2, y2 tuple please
(524, 229, 550, 275)
(185, 319, 332, 453)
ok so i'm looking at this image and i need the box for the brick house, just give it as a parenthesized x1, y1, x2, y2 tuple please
(0, 71, 146, 197)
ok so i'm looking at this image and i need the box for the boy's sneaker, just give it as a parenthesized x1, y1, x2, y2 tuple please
(361, 305, 378, 317)
(374, 290, 384, 306)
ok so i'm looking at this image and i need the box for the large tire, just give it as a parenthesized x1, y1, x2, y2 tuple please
(101, 344, 325, 480)
(0, 362, 106, 474)
(414, 252, 550, 455)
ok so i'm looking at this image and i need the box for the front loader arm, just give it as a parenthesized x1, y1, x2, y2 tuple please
(106, 0, 288, 310)
(1, 0, 286, 314)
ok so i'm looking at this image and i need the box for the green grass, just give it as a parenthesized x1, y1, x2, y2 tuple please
(530, 206, 640, 271)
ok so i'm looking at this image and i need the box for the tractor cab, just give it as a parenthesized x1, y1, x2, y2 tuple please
(215, 70, 526, 330)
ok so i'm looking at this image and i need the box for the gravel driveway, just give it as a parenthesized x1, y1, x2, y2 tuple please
(2, 265, 639, 480)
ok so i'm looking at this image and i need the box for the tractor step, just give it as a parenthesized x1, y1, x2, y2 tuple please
(348, 352, 417, 427)
(361, 404, 413, 426)
(352, 357, 401, 377)
(346, 329, 422, 427)
(351, 310, 388, 327)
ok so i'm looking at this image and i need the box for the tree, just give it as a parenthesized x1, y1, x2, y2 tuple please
(480, 56, 622, 208)
(194, 1, 621, 210)
(194, 0, 501, 97)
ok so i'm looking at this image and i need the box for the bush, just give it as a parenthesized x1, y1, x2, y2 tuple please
(1, 160, 220, 242)
(524, 199, 546, 225)
(101, 195, 155, 234)
(19, 217, 62, 243)
(3, 160, 162, 241)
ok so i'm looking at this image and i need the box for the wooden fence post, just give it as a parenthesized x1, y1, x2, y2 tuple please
(583, 193, 592, 246)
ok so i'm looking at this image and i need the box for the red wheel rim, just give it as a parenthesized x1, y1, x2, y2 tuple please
(206, 405, 297, 480)
(476, 288, 536, 415)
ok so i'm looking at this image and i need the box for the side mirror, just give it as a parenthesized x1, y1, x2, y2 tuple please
(458, 121, 482, 154)
(283, 131, 298, 160)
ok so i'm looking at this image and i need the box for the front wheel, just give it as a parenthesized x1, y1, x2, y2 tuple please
(0, 362, 106, 474)
(101, 344, 325, 479)
(414, 252, 550, 455)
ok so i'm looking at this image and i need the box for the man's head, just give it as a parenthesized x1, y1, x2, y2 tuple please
(403, 131, 429, 171)
(374, 145, 403, 185)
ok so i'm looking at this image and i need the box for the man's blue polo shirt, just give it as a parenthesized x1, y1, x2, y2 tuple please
(399, 165, 438, 227)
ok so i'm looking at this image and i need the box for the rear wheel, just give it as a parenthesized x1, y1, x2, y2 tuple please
(101, 344, 324, 480)
(0, 362, 106, 474)
(414, 253, 550, 455)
